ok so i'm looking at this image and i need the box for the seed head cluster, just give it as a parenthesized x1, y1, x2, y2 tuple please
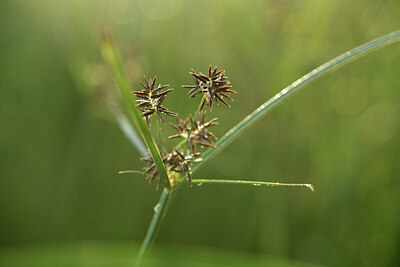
(141, 147, 202, 188)
(169, 112, 218, 155)
(129, 66, 235, 188)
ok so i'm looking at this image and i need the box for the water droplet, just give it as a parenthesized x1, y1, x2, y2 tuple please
(305, 184, 315, 192)
(197, 183, 203, 187)
(253, 183, 261, 187)
(153, 203, 160, 213)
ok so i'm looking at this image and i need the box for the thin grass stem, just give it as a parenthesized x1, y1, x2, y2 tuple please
(192, 30, 400, 174)
(118, 170, 144, 175)
(194, 94, 206, 119)
(177, 95, 206, 152)
(135, 188, 174, 266)
(176, 139, 186, 149)
(191, 179, 314, 191)
(100, 34, 170, 188)
(154, 117, 163, 149)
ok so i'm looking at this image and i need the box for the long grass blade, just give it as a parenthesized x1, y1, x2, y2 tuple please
(192, 179, 314, 191)
(192, 30, 400, 174)
(100, 35, 170, 188)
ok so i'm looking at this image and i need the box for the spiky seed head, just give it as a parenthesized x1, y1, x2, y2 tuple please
(132, 75, 177, 126)
(182, 65, 236, 111)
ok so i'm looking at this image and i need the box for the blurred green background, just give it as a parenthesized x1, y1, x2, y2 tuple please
(1, 0, 400, 266)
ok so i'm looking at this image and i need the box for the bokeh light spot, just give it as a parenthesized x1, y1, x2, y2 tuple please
(138, 0, 183, 21)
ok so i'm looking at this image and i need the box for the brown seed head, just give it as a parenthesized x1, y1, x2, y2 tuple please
(140, 147, 202, 187)
(169, 111, 218, 155)
(182, 65, 236, 111)
(132, 75, 177, 126)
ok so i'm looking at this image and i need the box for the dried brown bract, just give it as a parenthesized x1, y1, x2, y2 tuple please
(132, 75, 177, 126)
(182, 65, 236, 111)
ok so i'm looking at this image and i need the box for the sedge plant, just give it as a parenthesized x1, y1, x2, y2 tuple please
(100, 30, 400, 266)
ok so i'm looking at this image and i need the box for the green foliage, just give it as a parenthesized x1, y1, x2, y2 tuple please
(1, 0, 400, 266)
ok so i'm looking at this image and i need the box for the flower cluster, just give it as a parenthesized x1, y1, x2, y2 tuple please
(130, 66, 235, 188)
(169, 112, 218, 154)
(131, 75, 177, 126)
(182, 65, 236, 111)
(141, 147, 202, 188)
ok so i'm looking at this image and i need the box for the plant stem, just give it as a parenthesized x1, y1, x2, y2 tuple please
(176, 139, 186, 150)
(176, 95, 205, 153)
(135, 188, 175, 266)
(176, 95, 206, 152)
(100, 35, 171, 188)
(191, 179, 314, 191)
(154, 117, 163, 150)
(194, 94, 206, 119)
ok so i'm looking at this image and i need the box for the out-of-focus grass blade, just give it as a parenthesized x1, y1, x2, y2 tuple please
(192, 30, 400, 174)
(107, 103, 148, 157)
(100, 35, 170, 188)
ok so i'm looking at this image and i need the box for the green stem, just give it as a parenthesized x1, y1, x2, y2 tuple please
(135, 188, 175, 266)
(176, 95, 207, 152)
(191, 179, 314, 191)
(100, 35, 170, 188)
(155, 117, 163, 149)
(194, 94, 206, 119)
(176, 139, 186, 150)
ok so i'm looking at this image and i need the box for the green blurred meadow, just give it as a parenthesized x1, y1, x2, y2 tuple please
(1, 0, 400, 266)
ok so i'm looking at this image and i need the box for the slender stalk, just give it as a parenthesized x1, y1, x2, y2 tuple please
(154, 117, 163, 149)
(177, 94, 206, 151)
(191, 179, 314, 191)
(192, 30, 400, 174)
(135, 188, 175, 266)
(194, 94, 206, 119)
(100, 34, 170, 188)
(176, 139, 186, 150)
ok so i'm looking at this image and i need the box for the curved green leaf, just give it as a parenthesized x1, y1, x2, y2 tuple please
(192, 179, 314, 191)
(192, 30, 400, 174)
